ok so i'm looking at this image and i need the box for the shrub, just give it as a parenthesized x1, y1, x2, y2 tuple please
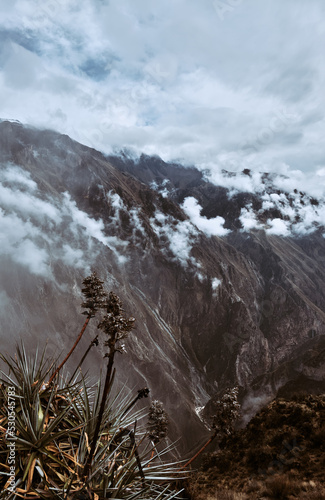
(302, 492, 325, 500)
(211, 387, 241, 439)
(265, 474, 300, 499)
(202, 452, 219, 471)
(245, 445, 274, 469)
(214, 491, 248, 500)
(310, 424, 325, 450)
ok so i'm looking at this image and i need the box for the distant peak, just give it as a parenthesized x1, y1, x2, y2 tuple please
(0, 118, 22, 124)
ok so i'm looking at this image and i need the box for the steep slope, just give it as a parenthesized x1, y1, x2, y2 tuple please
(0, 120, 324, 455)
(108, 151, 325, 409)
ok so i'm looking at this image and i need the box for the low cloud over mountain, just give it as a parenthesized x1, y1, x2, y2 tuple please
(0, 120, 325, 454)
(0, 0, 324, 196)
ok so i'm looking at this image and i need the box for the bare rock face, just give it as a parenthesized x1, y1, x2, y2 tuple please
(0, 120, 324, 454)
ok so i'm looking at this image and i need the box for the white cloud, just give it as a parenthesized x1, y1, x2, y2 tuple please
(266, 218, 290, 236)
(239, 206, 262, 232)
(0, 164, 130, 276)
(14, 238, 49, 276)
(182, 196, 229, 237)
(150, 210, 199, 268)
(129, 207, 147, 238)
(272, 168, 325, 199)
(0, 181, 61, 223)
(107, 190, 124, 212)
(212, 277, 221, 291)
(106, 189, 147, 242)
(0, 208, 51, 276)
(204, 170, 268, 197)
(62, 192, 128, 264)
(2, 165, 38, 190)
(150, 179, 172, 198)
(238, 186, 325, 236)
(60, 244, 85, 269)
(0, 290, 10, 308)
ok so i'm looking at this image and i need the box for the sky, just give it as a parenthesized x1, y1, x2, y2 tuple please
(0, 0, 324, 196)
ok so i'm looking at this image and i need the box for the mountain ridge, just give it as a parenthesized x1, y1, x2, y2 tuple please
(0, 120, 324, 455)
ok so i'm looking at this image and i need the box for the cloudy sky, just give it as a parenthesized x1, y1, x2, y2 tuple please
(0, 0, 324, 195)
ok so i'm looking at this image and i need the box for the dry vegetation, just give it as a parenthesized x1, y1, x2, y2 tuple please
(186, 394, 325, 500)
(0, 274, 184, 499)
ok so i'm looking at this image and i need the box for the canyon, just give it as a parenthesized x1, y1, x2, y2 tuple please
(0, 119, 324, 455)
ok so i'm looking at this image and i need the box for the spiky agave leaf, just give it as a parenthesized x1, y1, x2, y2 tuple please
(1, 344, 185, 499)
(0, 343, 55, 397)
(0, 347, 87, 494)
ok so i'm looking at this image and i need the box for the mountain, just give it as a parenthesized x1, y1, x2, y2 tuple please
(0, 119, 324, 455)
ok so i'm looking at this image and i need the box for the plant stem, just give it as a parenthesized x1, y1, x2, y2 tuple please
(48, 314, 91, 385)
(84, 336, 116, 479)
(179, 433, 217, 470)
(121, 387, 150, 418)
(129, 430, 145, 488)
(68, 335, 99, 384)
(148, 446, 156, 464)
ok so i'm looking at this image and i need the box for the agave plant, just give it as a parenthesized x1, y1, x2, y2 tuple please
(0, 345, 185, 498)
(0, 276, 186, 499)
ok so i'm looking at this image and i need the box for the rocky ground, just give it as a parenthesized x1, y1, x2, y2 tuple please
(185, 394, 325, 499)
